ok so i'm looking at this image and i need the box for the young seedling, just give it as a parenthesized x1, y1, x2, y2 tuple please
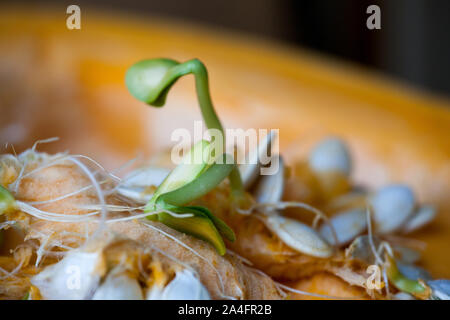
(125, 58, 246, 254)
(125, 58, 244, 200)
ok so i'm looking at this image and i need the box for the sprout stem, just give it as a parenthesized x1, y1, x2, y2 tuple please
(126, 58, 244, 199)
(171, 59, 224, 135)
(169, 59, 244, 199)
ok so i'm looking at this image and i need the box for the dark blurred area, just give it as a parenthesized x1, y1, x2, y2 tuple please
(11, 0, 450, 96)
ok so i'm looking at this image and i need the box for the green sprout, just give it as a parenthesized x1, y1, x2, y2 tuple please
(384, 253, 431, 299)
(125, 58, 247, 255)
(145, 140, 236, 255)
(125, 58, 244, 199)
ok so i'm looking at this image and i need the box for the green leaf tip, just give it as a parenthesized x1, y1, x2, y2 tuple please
(144, 140, 235, 255)
(158, 206, 228, 255)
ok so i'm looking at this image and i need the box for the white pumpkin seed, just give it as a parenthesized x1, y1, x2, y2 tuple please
(146, 269, 210, 300)
(265, 214, 333, 258)
(253, 156, 285, 205)
(239, 131, 277, 189)
(122, 166, 170, 188)
(402, 205, 436, 234)
(92, 267, 143, 300)
(308, 137, 352, 176)
(116, 166, 170, 203)
(428, 280, 450, 300)
(116, 186, 154, 204)
(371, 184, 416, 234)
(397, 262, 432, 281)
(31, 249, 104, 300)
(319, 208, 367, 246)
(393, 292, 416, 300)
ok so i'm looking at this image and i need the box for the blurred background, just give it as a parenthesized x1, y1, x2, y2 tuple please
(1, 0, 449, 158)
(16, 0, 450, 96)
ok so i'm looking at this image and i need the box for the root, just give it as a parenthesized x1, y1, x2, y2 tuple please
(0, 262, 23, 280)
(17, 201, 100, 222)
(70, 154, 121, 183)
(67, 156, 108, 239)
(10, 153, 69, 193)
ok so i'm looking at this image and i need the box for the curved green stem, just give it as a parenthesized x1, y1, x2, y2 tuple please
(170, 60, 224, 135)
(166, 59, 244, 199)
(126, 58, 244, 200)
